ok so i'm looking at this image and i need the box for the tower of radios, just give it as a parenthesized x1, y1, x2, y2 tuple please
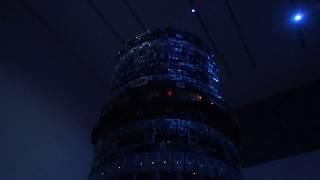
(89, 28, 242, 179)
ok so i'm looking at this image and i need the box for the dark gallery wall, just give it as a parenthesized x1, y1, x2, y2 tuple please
(1, 2, 106, 179)
(237, 79, 320, 166)
(1, 67, 97, 180)
(244, 150, 320, 180)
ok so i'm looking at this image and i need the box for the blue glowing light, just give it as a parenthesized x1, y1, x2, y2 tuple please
(191, 9, 196, 13)
(292, 13, 304, 22)
(294, 14, 303, 21)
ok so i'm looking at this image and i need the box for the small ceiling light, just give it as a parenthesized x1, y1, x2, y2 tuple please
(292, 12, 304, 22)
(191, 8, 196, 13)
(294, 14, 302, 21)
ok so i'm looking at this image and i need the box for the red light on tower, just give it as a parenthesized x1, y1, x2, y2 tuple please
(167, 89, 173, 96)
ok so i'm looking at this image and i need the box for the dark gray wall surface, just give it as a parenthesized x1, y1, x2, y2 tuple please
(244, 150, 320, 180)
(1, 1, 105, 179)
(237, 79, 320, 166)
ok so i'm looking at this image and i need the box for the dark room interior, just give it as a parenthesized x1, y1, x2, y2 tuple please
(1, 0, 320, 179)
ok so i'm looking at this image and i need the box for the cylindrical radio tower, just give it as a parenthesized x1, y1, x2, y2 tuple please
(89, 28, 241, 179)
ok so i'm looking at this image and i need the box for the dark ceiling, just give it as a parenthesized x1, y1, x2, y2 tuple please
(7, 0, 320, 107)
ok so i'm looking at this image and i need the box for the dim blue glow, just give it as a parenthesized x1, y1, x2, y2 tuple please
(191, 8, 196, 13)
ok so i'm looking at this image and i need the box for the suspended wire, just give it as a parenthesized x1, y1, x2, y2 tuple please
(224, 0, 256, 68)
(290, 0, 306, 48)
(187, 0, 232, 78)
(19, 0, 107, 90)
(122, 0, 147, 31)
(87, 0, 125, 45)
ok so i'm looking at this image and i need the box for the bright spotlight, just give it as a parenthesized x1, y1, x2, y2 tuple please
(191, 8, 196, 13)
(292, 13, 304, 22)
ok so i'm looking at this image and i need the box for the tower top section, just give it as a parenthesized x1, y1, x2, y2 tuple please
(112, 28, 222, 105)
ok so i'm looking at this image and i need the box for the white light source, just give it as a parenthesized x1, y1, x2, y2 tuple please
(292, 13, 304, 22)
(191, 8, 196, 13)
(294, 14, 302, 21)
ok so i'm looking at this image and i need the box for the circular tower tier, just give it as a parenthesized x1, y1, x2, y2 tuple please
(89, 28, 242, 180)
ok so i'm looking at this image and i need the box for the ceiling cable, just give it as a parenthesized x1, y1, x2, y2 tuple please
(122, 0, 147, 31)
(224, 0, 256, 68)
(19, 0, 108, 90)
(87, 0, 126, 45)
(187, 0, 232, 78)
(290, 0, 306, 48)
